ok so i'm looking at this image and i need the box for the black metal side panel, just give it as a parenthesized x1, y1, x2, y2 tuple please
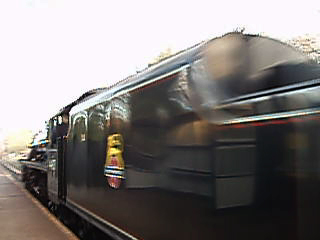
(58, 137, 67, 201)
(48, 137, 67, 203)
(64, 83, 320, 240)
(47, 148, 58, 203)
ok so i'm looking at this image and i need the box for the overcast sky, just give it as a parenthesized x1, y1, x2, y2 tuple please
(0, 0, 319, 137)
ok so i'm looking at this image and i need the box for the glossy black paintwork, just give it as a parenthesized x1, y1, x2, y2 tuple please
(60, 33, 320, 239)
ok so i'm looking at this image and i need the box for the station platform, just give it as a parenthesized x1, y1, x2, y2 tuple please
(0, 165, 78, 240)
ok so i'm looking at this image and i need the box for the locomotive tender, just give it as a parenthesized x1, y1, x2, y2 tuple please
(23, 33, 320, 239)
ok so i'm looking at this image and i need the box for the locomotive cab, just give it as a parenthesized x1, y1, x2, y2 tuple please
(49, 113, 69, 147)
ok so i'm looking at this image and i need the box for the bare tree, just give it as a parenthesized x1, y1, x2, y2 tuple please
(287, 35, 320, 63)
(148, 47, 173, 66)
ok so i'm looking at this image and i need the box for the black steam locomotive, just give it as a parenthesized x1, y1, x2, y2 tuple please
(22, 32, 320, 239)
